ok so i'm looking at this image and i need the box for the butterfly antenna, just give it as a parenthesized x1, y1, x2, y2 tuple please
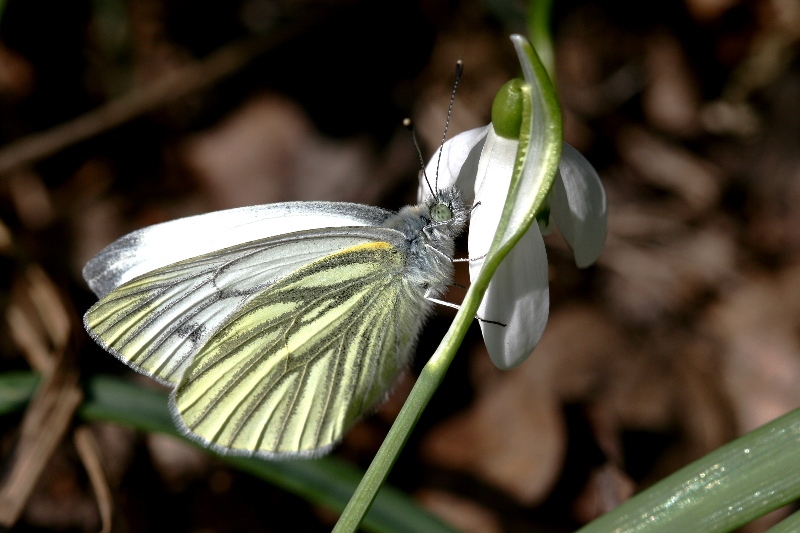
(434, 60, 463, 192)
(404, 118, 436, 199)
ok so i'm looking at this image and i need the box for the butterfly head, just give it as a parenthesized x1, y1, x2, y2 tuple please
(388, 186, 466, 250)
(419, 187, 469, 255)
(423, 186, 468, 241)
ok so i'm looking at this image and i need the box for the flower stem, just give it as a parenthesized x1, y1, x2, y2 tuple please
(333, 35, 562, 532)
(527, 0, 555, 79)
(332, 275, 490, 532)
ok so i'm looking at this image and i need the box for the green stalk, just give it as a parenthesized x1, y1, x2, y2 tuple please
(332, 275, 493, 533)
(333, 35, 563, 532)
(528, 0, 555, 79)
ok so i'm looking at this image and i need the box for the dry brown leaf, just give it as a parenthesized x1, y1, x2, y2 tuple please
(71, 196, 127, 281)
(642, 33, 700, 136)
(606, 203, 688, 241)
(423, 307, 629, 505)
(145, 433, 211, 493)
(707, 262, 800, 432)
(616, 126, 722, 212)
(602, 227, 737, 322)
(25, 266, 71, 352)
(572, 463, 635, 524)
(0, 264, 81, 527)
(672, 340, 738, 454)
(182, 94, 415, 210)
(0, 360, 82, 527)
(739, 505, 795, 533)
(19, 447, 102, 531)
(73, 426, 113, 533)
(535, 307, 629, 402)
(6, 304, 53, 374)
(7, 265, 73, 373)
(556, 8, 647, 118)
(422, 366, 565, 505)
(7, 172, 54, 230)
(413, 29, 512, 148)
(600, 351, 676, 433)
(601, 334, 735, 466)
(416, 489, 503, 533)
(0, 43, 34, 98)
(0, 217, 12, 251)
(182, 94, 315, 208)
(684, 0, 741, 22)
(84, 423, 137, 486)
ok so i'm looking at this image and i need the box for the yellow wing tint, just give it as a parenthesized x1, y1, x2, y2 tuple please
(172, 241, 427, 458)
(84, 234, 383, 385)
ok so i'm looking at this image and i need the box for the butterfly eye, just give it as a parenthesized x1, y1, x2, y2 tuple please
(430, 203, 453, 223)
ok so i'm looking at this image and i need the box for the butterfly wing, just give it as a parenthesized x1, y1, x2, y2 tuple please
(83, 202, 394, 298)
(171, 239, 428, 457)
(84, 228, 400, 386)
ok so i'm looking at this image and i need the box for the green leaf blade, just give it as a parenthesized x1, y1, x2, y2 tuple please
(578, 407, 800, 533)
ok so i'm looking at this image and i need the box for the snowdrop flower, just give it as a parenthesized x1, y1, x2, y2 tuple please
(421, 35, 607, 370)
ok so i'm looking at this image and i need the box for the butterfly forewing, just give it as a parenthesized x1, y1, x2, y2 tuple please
(84, 202, 394, 298)
(173, 241, 425, 457)
(84, 232, 387, 385)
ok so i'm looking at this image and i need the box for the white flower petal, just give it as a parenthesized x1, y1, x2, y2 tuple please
(550, 142, 607, 268)
(472, 227, 550, 370)
(418, 125, 491, 202)
(468, 127, 549, 369)
(467, 128, 518, 257)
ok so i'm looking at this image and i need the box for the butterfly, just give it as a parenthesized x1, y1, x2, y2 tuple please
(83, 186, 468, 458)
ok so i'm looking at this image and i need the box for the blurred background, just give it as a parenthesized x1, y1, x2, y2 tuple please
(0, 0, 799, 531)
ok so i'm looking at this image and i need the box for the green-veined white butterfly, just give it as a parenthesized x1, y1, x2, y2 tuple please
(83, 186, 468, 458)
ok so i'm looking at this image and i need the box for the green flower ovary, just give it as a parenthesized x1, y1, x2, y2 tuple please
(491, 78, 526, 140)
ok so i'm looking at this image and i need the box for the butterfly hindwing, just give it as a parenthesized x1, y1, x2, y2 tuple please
(84, 230, 399, 385)
(172, 240, 427, 457)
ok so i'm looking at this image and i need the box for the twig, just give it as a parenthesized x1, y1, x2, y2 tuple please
(0, 265, 79, 527)
(74, 426, 113, 533)
(0, 30, 294, 177)
(0, 358, 82, 526)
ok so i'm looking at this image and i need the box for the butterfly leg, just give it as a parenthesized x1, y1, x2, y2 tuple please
(424, 288, 506, 327)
